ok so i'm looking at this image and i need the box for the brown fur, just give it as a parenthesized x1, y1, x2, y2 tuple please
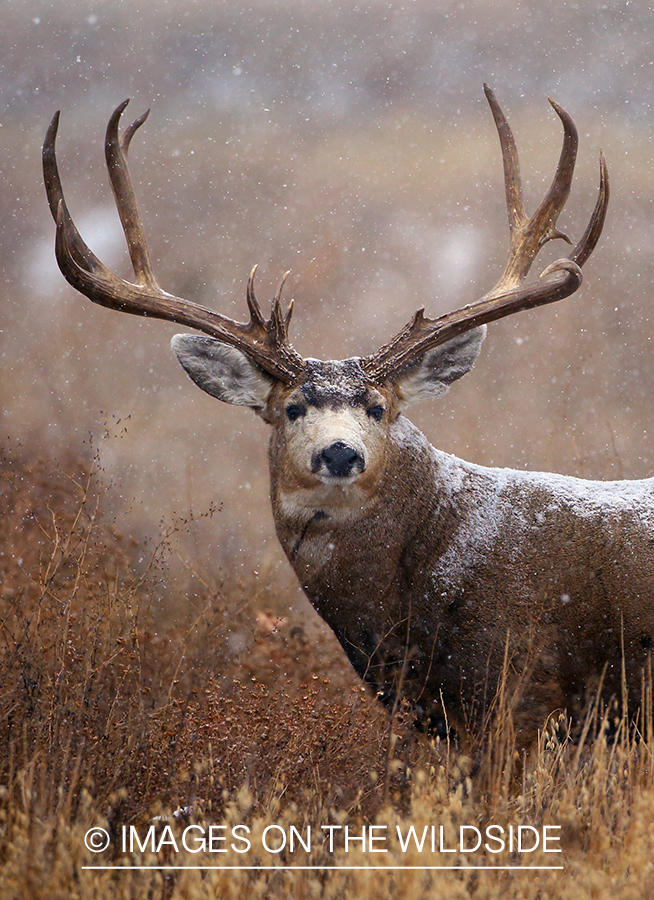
(265, 370, 654, 745)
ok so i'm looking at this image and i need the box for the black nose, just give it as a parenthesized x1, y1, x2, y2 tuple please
(320, 441, 364, 478)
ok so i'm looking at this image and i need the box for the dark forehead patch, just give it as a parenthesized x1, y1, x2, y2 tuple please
(299, 358, 372, 408)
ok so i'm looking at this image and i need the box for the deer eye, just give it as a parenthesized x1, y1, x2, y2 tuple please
(286, 404, 306, 422)
(367, 405, 385, 422)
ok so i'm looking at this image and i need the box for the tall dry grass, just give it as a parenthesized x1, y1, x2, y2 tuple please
(2, 446, 654, 898)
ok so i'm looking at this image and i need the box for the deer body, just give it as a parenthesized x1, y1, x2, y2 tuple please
(44, 88, 624, 741)
(264, 362, 654, 738)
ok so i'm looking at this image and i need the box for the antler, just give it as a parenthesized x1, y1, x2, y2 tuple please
(360, 84, 609, 383)
(42, 100, 305, 383)
(44, 91, 608, 388)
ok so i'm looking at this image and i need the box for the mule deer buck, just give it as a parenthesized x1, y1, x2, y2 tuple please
(45, 87, 646, 747)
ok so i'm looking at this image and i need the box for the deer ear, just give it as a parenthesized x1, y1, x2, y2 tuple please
(171, 334, 274, 410)
(395, 325, 487, 405)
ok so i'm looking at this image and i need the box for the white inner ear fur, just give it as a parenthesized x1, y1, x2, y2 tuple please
(396, 325, 487, 405)
(171, 334, 274, 409)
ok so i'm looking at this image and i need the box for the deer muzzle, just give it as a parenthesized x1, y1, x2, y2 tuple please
(312, 441, 366, 481)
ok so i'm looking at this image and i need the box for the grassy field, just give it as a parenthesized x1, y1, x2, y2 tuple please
(1, 445, 654, 899)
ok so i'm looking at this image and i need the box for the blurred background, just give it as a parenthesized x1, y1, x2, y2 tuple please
(2, 0, 654, 596)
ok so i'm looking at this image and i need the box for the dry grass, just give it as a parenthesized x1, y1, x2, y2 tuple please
(2, 447, 654, 898)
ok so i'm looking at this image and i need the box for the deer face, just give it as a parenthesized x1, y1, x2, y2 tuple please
(171, 328, 487, 510)
(265, 359, 395, 511)
(271, 360, 387, 482)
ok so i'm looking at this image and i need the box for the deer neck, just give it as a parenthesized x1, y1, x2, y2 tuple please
(268, 415, 469, 598)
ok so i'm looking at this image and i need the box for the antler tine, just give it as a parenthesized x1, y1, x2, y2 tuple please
(570, 150, 609, 268)
(43, 106, 306, 384)
(483, 83, 526, 235)
(246, 265, 295, 343)
(271, 270, 293, 338)
(487, 84, 578, 293)
(284, 298, 295, 331)
(43, 111, 64, 222)
(105, 100, 158, 289)
(246, 265, 267, 330)
(43, 111, 105, 274)
(120, 106, 150, 154)
(534, 97, 577, 241)
(361, 88, 608, 384)
(247, 265, 295, 341)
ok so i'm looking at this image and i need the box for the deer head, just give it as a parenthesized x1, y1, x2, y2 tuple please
(43, 87, 608, 514)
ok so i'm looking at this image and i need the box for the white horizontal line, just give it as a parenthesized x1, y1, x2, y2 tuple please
(82, 865, 564, 871)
